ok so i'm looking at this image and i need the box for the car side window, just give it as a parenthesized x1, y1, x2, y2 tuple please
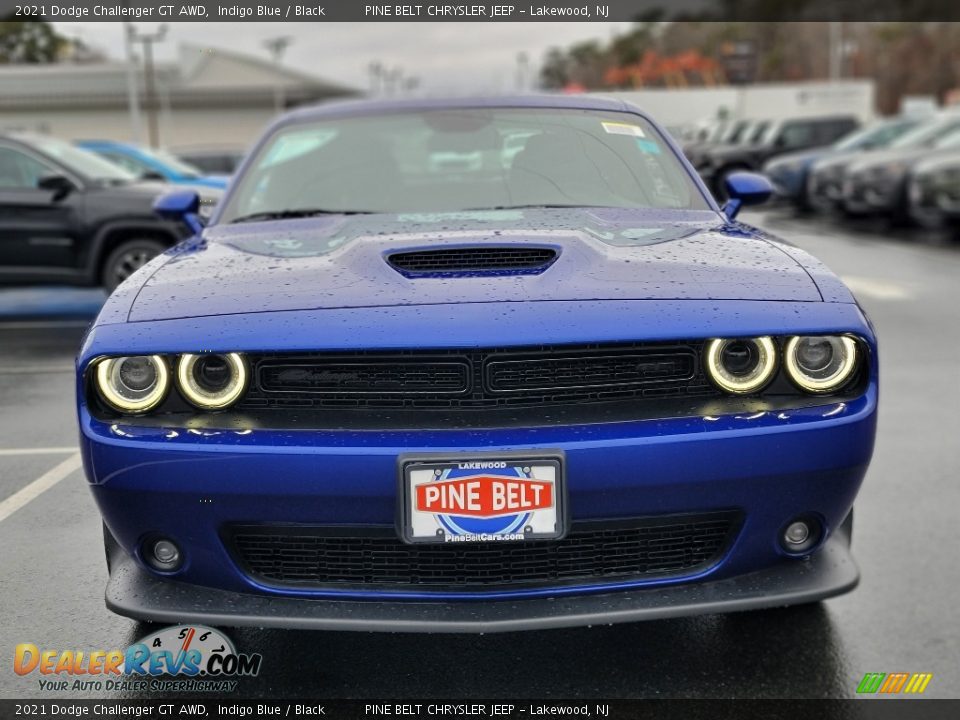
(817, 120, 855, 145)
(0, 146, 55, 190)
(775, 122, 815, 150)
(100, 152, 149, 175)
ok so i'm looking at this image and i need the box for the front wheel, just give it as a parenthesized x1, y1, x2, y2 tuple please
(101, 238, 166, 291)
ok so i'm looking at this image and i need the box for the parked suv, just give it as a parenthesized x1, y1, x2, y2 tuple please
(694, 115, 860, 198)
(0, 133, 200, 290)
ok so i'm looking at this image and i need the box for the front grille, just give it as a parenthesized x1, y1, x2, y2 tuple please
(259, 359, 469, 396)
(240, 342, 715, 413)
(227, 512, 740, 592)
(388, 247, 557, 274)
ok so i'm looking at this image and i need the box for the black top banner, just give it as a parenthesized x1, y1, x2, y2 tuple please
(4, 0, 960, 22)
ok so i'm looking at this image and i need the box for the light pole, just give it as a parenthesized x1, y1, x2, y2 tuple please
(368, 61, 384, 96)
(264, 36, 293, 114)
(128, 24, 168, 148)
(829, 21, 842, 81)
(123, 23, 142, 144)
(516, 52, 530, 92)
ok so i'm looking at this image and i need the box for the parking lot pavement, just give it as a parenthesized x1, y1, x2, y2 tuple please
(1, 209, 958, 699)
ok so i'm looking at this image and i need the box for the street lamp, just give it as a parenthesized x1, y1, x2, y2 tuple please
(264, 36, 293, 114)
(128, 24, 168, 149)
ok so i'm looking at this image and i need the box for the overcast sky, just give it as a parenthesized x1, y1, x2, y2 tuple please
(52, 22, 631, 93)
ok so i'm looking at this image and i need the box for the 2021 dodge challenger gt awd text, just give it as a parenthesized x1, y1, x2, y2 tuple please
(77, 96, 877, 632)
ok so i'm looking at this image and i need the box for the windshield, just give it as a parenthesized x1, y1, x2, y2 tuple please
(725, 120, 751, 144)
(833, 118, 920, 151)
(25, 136, 137, 183)
(219, 108, 710, 221)
(888, 117, 960, 150)
(747, 121, 772, 145)
(708, 121, 729, 142)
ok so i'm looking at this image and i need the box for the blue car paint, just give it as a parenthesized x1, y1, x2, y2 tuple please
(77, 96, 878, 620)
(77, 140, 229, 190)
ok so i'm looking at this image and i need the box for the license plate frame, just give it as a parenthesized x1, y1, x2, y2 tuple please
(398, 451, 566, 545)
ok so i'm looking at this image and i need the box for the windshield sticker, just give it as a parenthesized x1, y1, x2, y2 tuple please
(635, 139, 661, 154)
(602, 121, 646, 137)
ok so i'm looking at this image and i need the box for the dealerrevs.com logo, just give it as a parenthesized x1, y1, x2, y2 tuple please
(14, 625, 262, 693)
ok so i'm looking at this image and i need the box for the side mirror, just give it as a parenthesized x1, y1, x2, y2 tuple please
(140, 171, 167, 182)
(37, 174, 75, 201)
(153, 190, 204, 234)
(721, 171, 773, 220)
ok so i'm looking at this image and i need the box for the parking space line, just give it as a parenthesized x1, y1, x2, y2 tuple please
(0, 365, 74, 375)
(0, 447, 78, 457)
(0, 453, 82, 523)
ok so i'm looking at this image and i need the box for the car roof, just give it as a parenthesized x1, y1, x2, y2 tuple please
(279, 94, 635, 126)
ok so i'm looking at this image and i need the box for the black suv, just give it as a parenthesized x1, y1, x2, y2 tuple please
(0, 133, 200, 290)
(693, 115, 860, 198)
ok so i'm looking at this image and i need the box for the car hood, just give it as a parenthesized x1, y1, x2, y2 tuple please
(182, 175, 230, 190)
(702, 143, 756, 162)
(89, 179, 170, 201)
(912, 150, 960, 176)
(765, 149, 827, 170)
(846, 147, 934, 173)
(125, 208, 825, 322)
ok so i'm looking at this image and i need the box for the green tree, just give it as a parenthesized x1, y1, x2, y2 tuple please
(0, 20, 68, 64)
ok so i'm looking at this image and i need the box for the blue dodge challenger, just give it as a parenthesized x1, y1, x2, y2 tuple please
(77, 96, 877, 632)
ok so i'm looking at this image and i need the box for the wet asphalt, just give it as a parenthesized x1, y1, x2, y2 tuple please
(0, 208, 958, 701)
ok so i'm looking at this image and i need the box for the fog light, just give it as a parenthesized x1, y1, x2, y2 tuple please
(784, 521, 811, 546)
(779, 515, 822, 555)
(146, 538, 181, 571)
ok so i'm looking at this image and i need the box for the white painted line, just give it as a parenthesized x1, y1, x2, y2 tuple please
(0, 447, 78, 457)
(0, 453, 82, 523)
(0, 366, 73, 375)
(840, 275, 911, 301)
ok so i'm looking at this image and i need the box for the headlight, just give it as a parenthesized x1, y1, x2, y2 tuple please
(95, 356, 169, 413)
(177, 353, 248, 409)
(704, 337, 778, 394)
(784, 336, 859, 393)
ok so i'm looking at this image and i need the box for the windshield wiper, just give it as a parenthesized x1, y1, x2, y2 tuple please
(230, 209, 373, 224)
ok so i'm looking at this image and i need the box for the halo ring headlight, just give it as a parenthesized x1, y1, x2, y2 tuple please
(784, 336, 859, 393)
(177, 353, 248, 410)
(704, 337, 778, 395)
(95, 355, 169, 413)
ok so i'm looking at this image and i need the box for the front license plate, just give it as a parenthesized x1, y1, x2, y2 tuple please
(400, 453, 565, 544)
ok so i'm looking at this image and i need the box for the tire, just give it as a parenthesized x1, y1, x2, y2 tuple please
(101, 238, 167, 292)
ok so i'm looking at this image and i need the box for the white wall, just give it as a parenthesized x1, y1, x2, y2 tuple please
(598, 80, 876, 128)
(1, 106, 278, 148)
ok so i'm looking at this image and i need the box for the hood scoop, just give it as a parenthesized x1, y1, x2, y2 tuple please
(387, 246, 558, 276)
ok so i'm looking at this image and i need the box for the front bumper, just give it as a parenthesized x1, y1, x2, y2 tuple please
(843, 174, 905, 215)
(909, 177, 960, 227)
(105, 525, 857, 633)
(83, 386, 876, 625)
